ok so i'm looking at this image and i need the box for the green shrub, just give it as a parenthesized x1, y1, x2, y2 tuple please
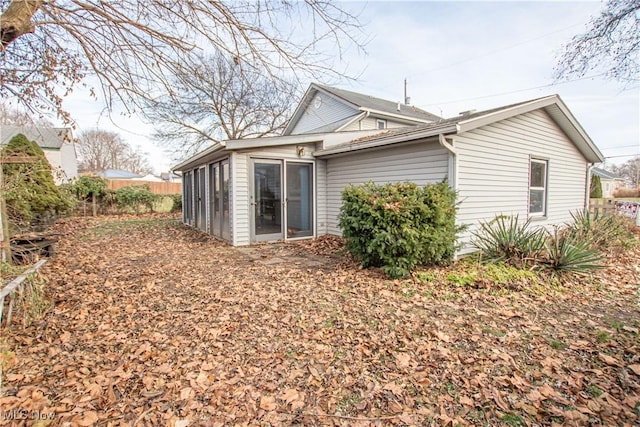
(169, 194, 182, 213)
(72, 176, 108, 200)
(590, 175, 602, 198)
(1, 134, 72, 231)
(471, 215, 546, 267)
(115, 185, 158, 213)
(338, 181, 461, 279)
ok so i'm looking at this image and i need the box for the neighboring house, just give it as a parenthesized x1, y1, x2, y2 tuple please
(1, 126, 78, 184)
(132, 173, 164, 182)
(93, 169, 143, 179)
(173, 85, 604, 254)
(160, 172, 182, 183)
(591, 167, 626, 198)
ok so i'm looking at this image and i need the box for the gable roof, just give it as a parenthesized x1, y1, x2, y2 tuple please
(283, 83, 441, 135)
(592, 167, 624, 180)
(315, 94, 605, 163)
(1, 126, 73, 149)
(314, 84, 442, 122)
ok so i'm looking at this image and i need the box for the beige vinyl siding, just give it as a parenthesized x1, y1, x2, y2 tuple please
(316, 158, 328, 236)
(231, 152, 248, 245)
(455, 109, 588, 253)
(325, 140, 449, 235)
(290, 92, 359, 135)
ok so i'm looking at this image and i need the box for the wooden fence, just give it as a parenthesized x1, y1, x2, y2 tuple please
(0, 259, 47, 327)
(107, 179, 181, 195)
(590, 198, 639, 218)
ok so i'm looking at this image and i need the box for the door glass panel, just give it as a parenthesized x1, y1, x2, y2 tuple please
(286, 163, 313, 238)
(198, 168, 206, 231)
(254, 163, 282, 236)
(221, 161, 230, 240)
(208, 164, 218, 236)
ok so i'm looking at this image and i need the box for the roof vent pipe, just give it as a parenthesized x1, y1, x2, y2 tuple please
(397, 102, 401, 111)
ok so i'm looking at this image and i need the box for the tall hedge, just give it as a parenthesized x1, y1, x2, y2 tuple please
(338, 181, 462, 278)
(590, 174, 602, 199)
(2, 134, 71, 230)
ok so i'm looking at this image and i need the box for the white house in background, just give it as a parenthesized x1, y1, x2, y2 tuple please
(132, 173, 164, 182)
(94, 169, 142, 179)
(591, 167, 627, 198)
(1, 126, 78, 184)
(173, 84, 604, 254)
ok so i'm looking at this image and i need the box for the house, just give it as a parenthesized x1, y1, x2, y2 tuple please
(92, 169, 143, 179)
(132, 173, 164, 182)
(1, 126, 78, 184)
(591, 167, 626, 198)
(173, 85, 604, 254)
(160, 172, 182, 183)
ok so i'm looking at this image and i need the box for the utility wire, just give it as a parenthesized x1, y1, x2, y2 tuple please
(415, 73, 607, 108)
(406, 22, 585, 78)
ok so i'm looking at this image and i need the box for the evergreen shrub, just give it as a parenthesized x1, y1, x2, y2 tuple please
(338, 181, 461, 279)
(1, 134, 71, 231)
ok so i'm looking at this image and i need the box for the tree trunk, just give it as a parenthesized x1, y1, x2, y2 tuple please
(0, 168, 11, 263)
(92, 193, 97, 217)
(1, 0, 43, 52)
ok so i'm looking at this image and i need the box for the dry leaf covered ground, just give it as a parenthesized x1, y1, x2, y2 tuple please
(1, 215, 639, 426)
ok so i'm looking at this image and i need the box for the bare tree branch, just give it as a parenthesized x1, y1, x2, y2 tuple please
(147, 53, 300, 159)
(555, 0, 639, 86)
(0, 0, 366, 121)
(77, 129, 152, 174)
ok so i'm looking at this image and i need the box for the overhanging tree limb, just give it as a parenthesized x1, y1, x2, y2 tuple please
(555, 0, 639, 86)
(1, 0, 366, 121)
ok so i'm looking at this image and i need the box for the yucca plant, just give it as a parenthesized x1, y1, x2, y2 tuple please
(471, 215, 546, 267)
(567, 210, 634, 250)
(543, 227, 604, 275)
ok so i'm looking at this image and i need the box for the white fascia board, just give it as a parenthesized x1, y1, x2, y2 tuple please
(314, 124, 457, 157)
(225, 133, 326, 150)
(546, 100, 604, 163)
(456, 94, 604, 163)
(335, 112, 367, 132)
(456, 95, 558, 133)
(171, 142, 226, 171)
(282, 85, 317, 135)
(362, 107, 433, 124)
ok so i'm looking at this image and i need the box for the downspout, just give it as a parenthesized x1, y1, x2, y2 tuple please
(438, 134, 457, 189)
(585, 163, 594, 210)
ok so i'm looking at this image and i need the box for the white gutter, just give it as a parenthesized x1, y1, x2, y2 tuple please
(439, 133, 458, 190)
(172, 142, 226, 171)
(585, 163, 595, 210)
(362, 107, 433, 124)
(315, 124, 457, 157)
(438, 133, 457, 155)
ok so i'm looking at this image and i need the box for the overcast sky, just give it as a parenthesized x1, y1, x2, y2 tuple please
(63, 1, 639, 174)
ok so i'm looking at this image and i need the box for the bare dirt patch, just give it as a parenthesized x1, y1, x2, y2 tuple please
(1, 215, 639, 426)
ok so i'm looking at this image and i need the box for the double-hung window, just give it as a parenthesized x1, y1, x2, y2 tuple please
(529, 159, 547, 216)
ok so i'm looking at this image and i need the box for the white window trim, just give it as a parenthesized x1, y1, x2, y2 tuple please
(529, 158, 548, 217)
(376, 119, 387, 129)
